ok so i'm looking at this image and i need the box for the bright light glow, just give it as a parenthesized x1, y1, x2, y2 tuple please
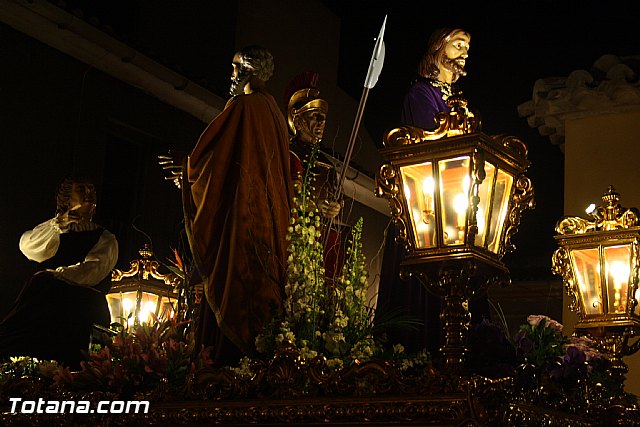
(444, 227, 455, 241)
(404, 184, 411, 200)
(416, 222, 428, 233)
(122, 298, 134, 313)
(585, 203, 596, 215)
(609, 261, 630, 286)
(138, 300, 157, 323)
(422, 177, 435, 195)
(453, 193, 468, 214)
(412, 209, 422, 223)
(462, 175, 470, 192)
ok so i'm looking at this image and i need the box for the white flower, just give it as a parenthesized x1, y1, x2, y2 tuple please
(326, 358, 344, 370)
(300, 346, 318, 360)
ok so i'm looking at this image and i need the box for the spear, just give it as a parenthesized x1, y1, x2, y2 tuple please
(324, 15, 387, 245)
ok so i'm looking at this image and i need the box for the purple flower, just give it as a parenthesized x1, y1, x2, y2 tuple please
(515, 330, 534, 355)
(549, 345, 588, 381)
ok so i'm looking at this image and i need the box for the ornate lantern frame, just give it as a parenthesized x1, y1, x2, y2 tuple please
(109, 244, 180, 327)
(376, 99, 534, 372)
(553, 186, 640, 376)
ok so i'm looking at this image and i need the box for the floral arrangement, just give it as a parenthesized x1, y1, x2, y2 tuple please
(0, 318, 213, 401)
(56, 318, 212, 396)
(469, 312, 638, 415)
(514, 314, 569, 371)
(255, 146, 426, 371)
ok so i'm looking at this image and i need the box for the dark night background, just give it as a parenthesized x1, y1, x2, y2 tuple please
(325, 0, 639, 277)
(1, 0, 638, 318)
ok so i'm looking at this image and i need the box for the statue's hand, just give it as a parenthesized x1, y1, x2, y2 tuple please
(158, 152, 184, 189)
(55, 210, 75, 230)
(319, 199, 342, 220)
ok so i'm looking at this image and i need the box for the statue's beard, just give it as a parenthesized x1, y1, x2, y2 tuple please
(229, 71, 251, 97)
(443, 56, 467, 82)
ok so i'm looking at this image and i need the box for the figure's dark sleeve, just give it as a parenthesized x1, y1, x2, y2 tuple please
(400, 83, 448, 131)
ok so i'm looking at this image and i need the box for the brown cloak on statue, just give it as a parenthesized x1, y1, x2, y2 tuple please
(183, 89, 292, 354)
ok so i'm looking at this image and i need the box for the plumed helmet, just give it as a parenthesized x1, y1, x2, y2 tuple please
(287, 88, 329, 136)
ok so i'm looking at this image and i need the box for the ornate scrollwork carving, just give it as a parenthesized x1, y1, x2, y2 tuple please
(557, 186, 640, 235)
(375, 163, 407, 245)
(503, 174, 535, 256)
(383, 125, 427, 146)
(382, 96, 481, 147)
(551, 247, 581, 314)
(555, 216, 595, 235)
(443, 95, 481, 136)
(111, 243, 179, 286)
(495, 134, 529, 158)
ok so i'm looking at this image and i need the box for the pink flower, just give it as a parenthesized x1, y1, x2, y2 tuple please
(527, 315, 563, 331)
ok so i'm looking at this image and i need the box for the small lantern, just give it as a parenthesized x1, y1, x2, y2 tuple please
(376, 97, 534, 371)
(108, 244, 180, 327)
(553, 186, 640, 375)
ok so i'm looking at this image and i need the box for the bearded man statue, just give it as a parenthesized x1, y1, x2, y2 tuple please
(400, 28, 471, 130)
(378, 28, 491, 357)
(183, 45, 293, 366)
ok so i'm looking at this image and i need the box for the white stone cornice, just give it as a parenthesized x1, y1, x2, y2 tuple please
(518, 54, 640, 150)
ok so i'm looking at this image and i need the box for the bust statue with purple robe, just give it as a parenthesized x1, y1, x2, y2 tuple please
(400, 28, 470, 130)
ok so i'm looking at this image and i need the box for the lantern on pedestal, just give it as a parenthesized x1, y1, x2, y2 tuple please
(376, 97, 534, 372)
(552, 186, 640, 381)
(108, 244, 180, 327)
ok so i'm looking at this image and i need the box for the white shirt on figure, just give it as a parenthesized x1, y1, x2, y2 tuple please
(19, 218, 118, 287)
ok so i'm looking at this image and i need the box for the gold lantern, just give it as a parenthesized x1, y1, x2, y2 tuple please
(376, 97, 534, 371)
(552, 186, 640, 378)
(108, 244, 180, 327)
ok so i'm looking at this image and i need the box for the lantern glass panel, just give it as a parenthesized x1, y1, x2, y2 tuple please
(571, 248, 603, 315)
(107, 291, 138, 325)
(137, 292, 161, 324)
(485, 169, 514, 253)
(439, 156, 470, 246)
(400, 161, 436, 248)
(604, 244, 631, 314)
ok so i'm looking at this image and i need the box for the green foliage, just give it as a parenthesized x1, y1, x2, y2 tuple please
(256, 146, 426, 369)
(514, 315, 568, 370)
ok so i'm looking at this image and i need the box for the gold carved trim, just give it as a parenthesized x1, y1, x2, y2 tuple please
(502, 174, 535, 257)
(383, 96, 481, 147)
(551, 247, 582, 315)
(111, 243, 179, 286)
(556, 186, 640, 235)
(375, 163, 407, 245)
